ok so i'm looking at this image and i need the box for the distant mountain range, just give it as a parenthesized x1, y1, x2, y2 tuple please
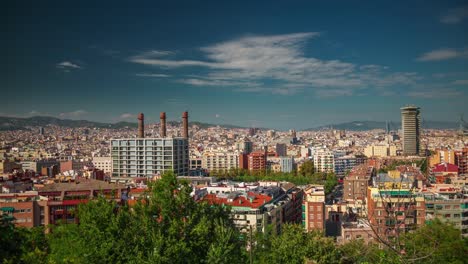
(306, 120, 460, 131)
(0, 116, 247, 131)
(0, 116, 461, 132)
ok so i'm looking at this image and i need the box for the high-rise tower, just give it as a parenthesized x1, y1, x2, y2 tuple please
(401, 106, 421, 156)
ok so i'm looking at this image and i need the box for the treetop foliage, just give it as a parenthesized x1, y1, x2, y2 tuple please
(1, 171, 466, 264)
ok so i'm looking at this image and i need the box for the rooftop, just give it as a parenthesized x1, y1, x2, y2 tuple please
(202, 191, 273, 209)
(37, 179, 126, 192)
(432, 163, 458, 173)
(347, 164, 374, 180)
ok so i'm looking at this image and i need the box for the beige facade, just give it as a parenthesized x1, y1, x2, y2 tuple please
(92, 156, 112, 173)
(430, 149, 456, 167)
(364, 145, 397, 157)
(202, 151, 239, 172)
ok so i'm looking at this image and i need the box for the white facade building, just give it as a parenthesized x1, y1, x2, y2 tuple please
(313, 150, 335, 173)
(110, 138, 189, 178)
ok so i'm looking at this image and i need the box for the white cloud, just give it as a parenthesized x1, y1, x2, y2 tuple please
(119, 113, 134, 119)
(59, 110, 87, 119)
(440, 7, 468, 24)
(130, 32, 423, 96)
(56, 61, 82, 70)
(416, 48, 468, 61)
(215, 114, 220, 118)
(135, 73, 171, 78)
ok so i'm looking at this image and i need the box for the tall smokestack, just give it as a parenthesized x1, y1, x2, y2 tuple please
(160, 112, 167, 138)
(182, 111, 189, 139)
(137, 113, 144, 138)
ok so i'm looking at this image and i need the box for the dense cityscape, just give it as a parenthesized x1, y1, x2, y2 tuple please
(3, 1, 468, 263)
(1, 106, 468, 263)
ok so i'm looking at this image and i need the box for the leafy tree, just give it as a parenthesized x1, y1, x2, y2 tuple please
(400, 219, 467, 264)
(0, 213, 24, 263)
(299, 160, 315, 177)
(47, 171, 244, 264)
(252, 224, 340, 264)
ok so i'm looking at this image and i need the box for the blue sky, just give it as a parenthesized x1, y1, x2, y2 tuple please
(3, 1, 468, 129)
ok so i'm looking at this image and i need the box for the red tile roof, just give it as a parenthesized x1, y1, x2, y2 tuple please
(202, 191, 272, 209)
(432, 163, 458, 173)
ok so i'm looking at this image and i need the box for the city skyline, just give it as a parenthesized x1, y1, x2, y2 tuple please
(3, 1, 468, 130)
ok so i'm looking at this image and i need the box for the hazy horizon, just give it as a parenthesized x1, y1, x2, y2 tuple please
(3, 1, 468, 129)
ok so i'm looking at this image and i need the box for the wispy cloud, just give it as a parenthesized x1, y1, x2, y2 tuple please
(315, 88, 354, 98)
(407, 88, 462, 98)
(56, 61, 82, 71)
(416, 48, 468, 61)
(135, 73, 171, 78)
(129, 33, 424, 96)
(452, 79, 468, 85)
(440, 7, 468, 24)
(59, 110, 87, 119)
(119, 113, 135, 119)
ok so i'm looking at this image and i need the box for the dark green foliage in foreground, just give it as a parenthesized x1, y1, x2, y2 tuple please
(46, 171, 245, 264)
(251, 225, 341, 264)
(1, 172, 466, 263)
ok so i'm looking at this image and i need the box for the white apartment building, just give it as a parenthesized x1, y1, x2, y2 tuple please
(313, 150, 335, 173)
(110, 138, 189, 178)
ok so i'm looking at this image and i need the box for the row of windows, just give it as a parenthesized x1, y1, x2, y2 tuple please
(15, 208, 32, 213)
(426, 204, 461, 210)
(111, 140, 185, 147)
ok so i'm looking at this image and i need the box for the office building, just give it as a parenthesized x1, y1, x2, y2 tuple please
(401, 105, 421, 156)
(111, 112, 189, 178)
(111, 138, 188, 178)
(280, 156, 294, 173)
